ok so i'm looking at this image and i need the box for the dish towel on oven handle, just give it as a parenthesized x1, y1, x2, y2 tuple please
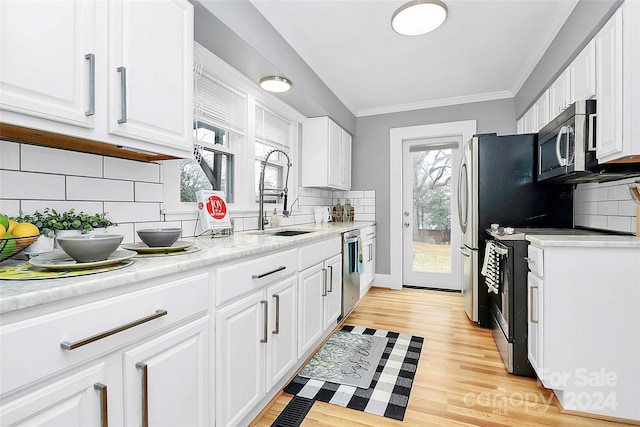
(481, 241, 507, 294)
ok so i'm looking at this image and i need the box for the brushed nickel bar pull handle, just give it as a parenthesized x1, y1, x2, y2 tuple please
(260, 300, 268, 343)
(368, 244, 373, 262)
(327, 265, 333, 292)
(252, 266, 286, 279)
(136, 362, 148, 427)
(60, 310, 167, 350)
(272, 294, 280, 334)
(529, 285, 538, 324)
(321, 268, 327, 297)
(94, 382, 108, 427)
(117, 66, 127, 123)
(85, 53, 95, 116)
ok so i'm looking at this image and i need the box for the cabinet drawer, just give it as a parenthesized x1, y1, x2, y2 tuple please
(298, 236, 341, 271)
(527, 245, 544, 277)
(0, 271, 209, 396)
(216, 249, 297, 306)
(360, 225, 376, 240)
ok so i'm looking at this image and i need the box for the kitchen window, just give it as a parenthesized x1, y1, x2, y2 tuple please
(162, 43, 301, 219)
(254, 104, 292, 204)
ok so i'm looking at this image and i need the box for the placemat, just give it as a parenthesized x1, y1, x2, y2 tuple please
(0, 260, 134, 280)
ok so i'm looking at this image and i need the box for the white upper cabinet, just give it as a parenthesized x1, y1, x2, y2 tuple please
(569, 39, 596, 103)
(595, 7, 624, 162)
(0, 1, 96, 127)
(620, 0, 640, 162)
(534, 90, 550, 131)
(549, 69, 570, 119)
(521, 105, 537, 134)
(0, 0, 194, 159)
(302, 116, 352, 190)
(107, 0, 194, 153)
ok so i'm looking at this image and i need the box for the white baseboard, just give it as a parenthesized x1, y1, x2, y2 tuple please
(372, 273, 391, 288)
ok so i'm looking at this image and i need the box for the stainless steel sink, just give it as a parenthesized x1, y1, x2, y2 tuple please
(265, 230, 313, 237)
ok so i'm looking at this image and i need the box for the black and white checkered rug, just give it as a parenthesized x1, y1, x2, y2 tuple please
(283, 325, 424, 421)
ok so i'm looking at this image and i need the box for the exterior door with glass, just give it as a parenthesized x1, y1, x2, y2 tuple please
(402, 137, 462, 290)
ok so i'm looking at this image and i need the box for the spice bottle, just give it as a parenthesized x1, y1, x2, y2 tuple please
(344, 199, 352, 222)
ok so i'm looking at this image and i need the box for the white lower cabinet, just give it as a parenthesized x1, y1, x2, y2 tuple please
(0, 362, 111, 426)
(360, 225, 376, 296)
(526, 241, 640, 422)
(215, 274, 297, 427)
(123, 316, 209, 427)
(298, 252, 342, 357)
(0, 270, 210, 426)
(526, 272, 543, 379)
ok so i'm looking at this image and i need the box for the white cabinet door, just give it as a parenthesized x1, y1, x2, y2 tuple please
(341, 129, 352, 189)
(0, 363, 108, 426)
(595, 8, 623, 161)
(0, 0, 95, 127)
(549, 69, 570, 118)
(123, 316, 209, 427)
(534, 90, 550, 131)
(569, 40, 596, 103)
(521, 106, 536, 134)
(302, 116, 352, 190)
(327, 119, 343, 187)
(297, 263, 325, 356)
(323, 254, 342, 331)
(360, 236, 376, 295)
(216, 292, 265, 427)
(265, 275, 298, 391)
(108, 0, 193, 153)
(527, 272, 544, 382)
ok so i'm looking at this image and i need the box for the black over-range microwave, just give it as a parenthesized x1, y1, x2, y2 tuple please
(537, 100, 640, 184)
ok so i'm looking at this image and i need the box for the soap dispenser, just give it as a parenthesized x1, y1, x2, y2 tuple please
(271, 208, 279, 228)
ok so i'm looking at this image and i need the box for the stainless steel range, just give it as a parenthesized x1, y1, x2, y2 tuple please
(483, 227, 616, 377)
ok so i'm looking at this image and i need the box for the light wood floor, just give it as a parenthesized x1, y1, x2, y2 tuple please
(251, 287, 629, 426)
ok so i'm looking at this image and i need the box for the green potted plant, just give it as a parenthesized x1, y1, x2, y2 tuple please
(82, 212, 117, 234)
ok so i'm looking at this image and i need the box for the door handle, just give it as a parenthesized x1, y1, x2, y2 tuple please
(260, 300, 268, 343)
(94, 383, 108, 427)
(117, 66, 127, 124)
(135, 363, 149, 427)
(272, 294, 280, 335)
(85, 53, 95, 116)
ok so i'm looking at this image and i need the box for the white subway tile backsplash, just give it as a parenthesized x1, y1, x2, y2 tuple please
(104, 157, 160, 183)
(357, 213, 376, 221)
(364, 206, 376, 214)
(110, 223, 135, 244)
(20, 200, 104, 216)
(104, 202, 161, 223)
(360, 198, 375, 206)
(135, 182, 164, 202)
(0, 199, 20, 217)
(596, 201, 618, 216)
(575, 179, 637, 234)
(607, 216, 631, 233)
(364, 190, 375, 198)
(1, 170, 65, 200)
(0, 141, 20, 170)
(21, 144, 102, 177)
(67, 176, 134, 201)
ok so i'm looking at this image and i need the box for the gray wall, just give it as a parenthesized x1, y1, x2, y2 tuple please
(191, 0, 356, 134)
(353, 98, 516, 274)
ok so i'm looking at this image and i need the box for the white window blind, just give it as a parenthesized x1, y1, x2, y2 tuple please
(194, 70, 246, 135)
(255, 104, 290, 148)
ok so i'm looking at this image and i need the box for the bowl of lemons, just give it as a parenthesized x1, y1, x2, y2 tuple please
(0, 214, 40, 262)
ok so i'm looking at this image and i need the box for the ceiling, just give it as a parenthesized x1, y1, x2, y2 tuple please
(251, 0, 578, 117)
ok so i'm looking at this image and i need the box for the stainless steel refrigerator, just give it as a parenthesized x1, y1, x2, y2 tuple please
(457, 133, 573, 327)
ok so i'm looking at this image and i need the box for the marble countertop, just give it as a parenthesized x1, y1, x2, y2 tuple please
(525, 233, 640, 247)
(0, 222, 373, 315)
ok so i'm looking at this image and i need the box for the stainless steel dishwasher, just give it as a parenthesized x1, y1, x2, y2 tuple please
(341, 229, 361, 319)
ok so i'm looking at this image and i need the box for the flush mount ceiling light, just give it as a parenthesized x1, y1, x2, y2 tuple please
(259, 76, 292, 93)
(391, 0, 448, 36)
